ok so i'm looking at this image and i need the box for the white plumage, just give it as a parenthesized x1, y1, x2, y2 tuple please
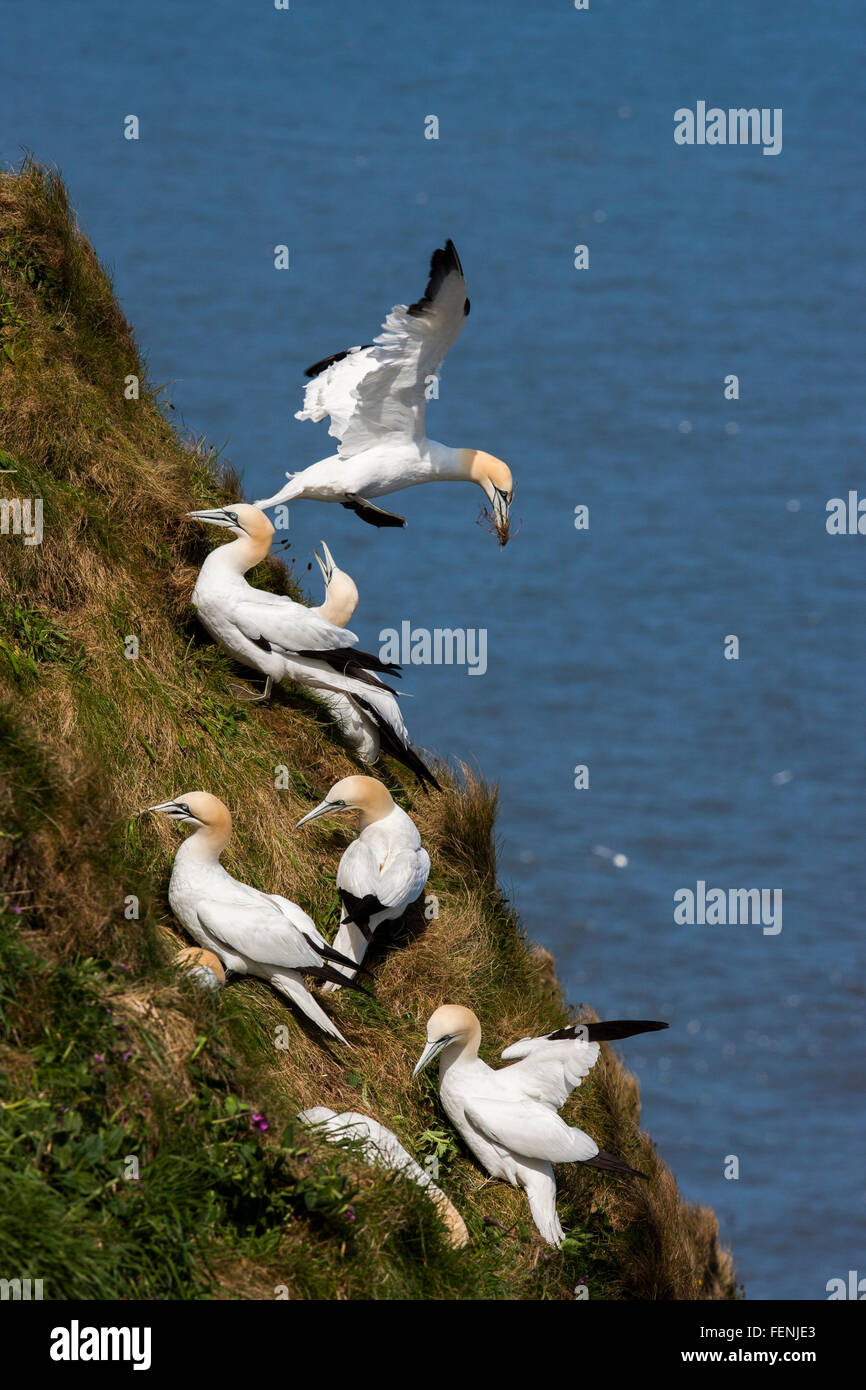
(413, 1006, 668, 1246)
(297, 1107, 469, 1247)
(186, 504, 437, 787)
(149, 791, 360, 1043)
(296, 775, 430, 989)
(307, 540, 426, 774)
(254, 241, 514, 543)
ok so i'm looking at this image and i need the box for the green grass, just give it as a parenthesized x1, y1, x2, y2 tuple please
(0, 157, 738, 1300)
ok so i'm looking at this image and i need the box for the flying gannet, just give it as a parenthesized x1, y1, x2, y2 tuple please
(187, 503, 439, 789)
(149, 791, 367, 1043)
(296, 775, 430, 989)
(254, 240, 515, 545)
(298, 1107, 469, 1247)
(413, 1006, 669, 1247)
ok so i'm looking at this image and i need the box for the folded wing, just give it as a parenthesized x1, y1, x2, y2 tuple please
(234, 595, 357, 654)
(337, 839, 428, 910)
(464, 1095, 599, 1165)
(196, 898, 323, 971)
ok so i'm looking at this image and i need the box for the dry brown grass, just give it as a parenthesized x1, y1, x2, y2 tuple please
(0, 159, 737, 1300)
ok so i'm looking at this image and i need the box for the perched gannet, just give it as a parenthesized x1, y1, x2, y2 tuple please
(413, 1006, 669, 1247)
(308, 540, 426, 771)
(254, 241, 515, 545)
(298, 1107, 469, 1247)
(149, 792, 366, 1043)
(187, 504, 438, 788)
(296, 775, 430, 989)
(175, 946, 225, 991)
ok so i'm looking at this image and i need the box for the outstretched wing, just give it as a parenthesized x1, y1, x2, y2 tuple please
(499, 1020, 667, 1110)
(196, 898, 322, 971)
(464, 1095, 599, 1165)
(296, 240, 470, 458)
(497, 1034, 601, 1110)
(233, 594, 357, 655)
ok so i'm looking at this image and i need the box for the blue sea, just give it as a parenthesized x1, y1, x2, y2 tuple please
(3, 0, 864, 1300)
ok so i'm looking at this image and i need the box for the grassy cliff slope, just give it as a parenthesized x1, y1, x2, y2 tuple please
(0, 160, 737, 1300)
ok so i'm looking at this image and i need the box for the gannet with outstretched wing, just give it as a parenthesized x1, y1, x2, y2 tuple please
(254, 241, 514, 545)
(298, 1107, 469, 1247)
(413, 1006, 669, 1246)
(296, 775, 431, 989)
(149, 792, 366, 1043)
(187, 504, 439, 789)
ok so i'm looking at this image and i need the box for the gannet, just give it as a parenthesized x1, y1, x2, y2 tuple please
(298, 1107, 469, 1247)
(187, 504, 439, 789)
(175, 946, 225, 991)
(413, 1006, 669, 1247)
(307, 540, 374, 758)
(308, 540, 426, 771)
(296, 775, 430, 989)
(149, 792, 367, 1043)
(254, 241, 515, 545)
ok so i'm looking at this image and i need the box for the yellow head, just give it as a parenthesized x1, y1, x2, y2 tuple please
(462, 450, 514, 546)
(186, 503, 274, 557)
(147, 791, 233, 853)
(412, 1005, 483, 1075)
(295, 775, 395, 831)
(314, 540, 359, 628)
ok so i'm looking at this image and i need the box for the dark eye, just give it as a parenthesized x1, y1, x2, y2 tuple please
(227, 511, 239, 524)
(179, 803, 191, 815)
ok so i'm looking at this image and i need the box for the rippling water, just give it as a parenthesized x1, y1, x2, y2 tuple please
(3, 0, 864, 1299)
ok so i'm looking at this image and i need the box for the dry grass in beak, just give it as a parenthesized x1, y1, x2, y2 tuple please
(476, 504, 515, 547)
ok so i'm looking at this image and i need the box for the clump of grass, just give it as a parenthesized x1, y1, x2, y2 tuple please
(0, 158, 736, 1300)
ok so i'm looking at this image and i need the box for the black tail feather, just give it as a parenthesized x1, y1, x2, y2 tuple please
(584, 1150, 648, 1181)
(354, 694, 442, 792)
(299, 931, 373, 978)
(302, 962, 374, 998)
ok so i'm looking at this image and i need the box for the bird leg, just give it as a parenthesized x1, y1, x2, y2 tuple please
(340, 493, 406, 529)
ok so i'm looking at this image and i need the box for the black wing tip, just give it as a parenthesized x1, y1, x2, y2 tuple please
(339, 889, 384, 937)
(305, 345, 374, 379)
(294, 646, 401, 682)
(407, 238, 468, 319)
(547, 1019, 669, 1043)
